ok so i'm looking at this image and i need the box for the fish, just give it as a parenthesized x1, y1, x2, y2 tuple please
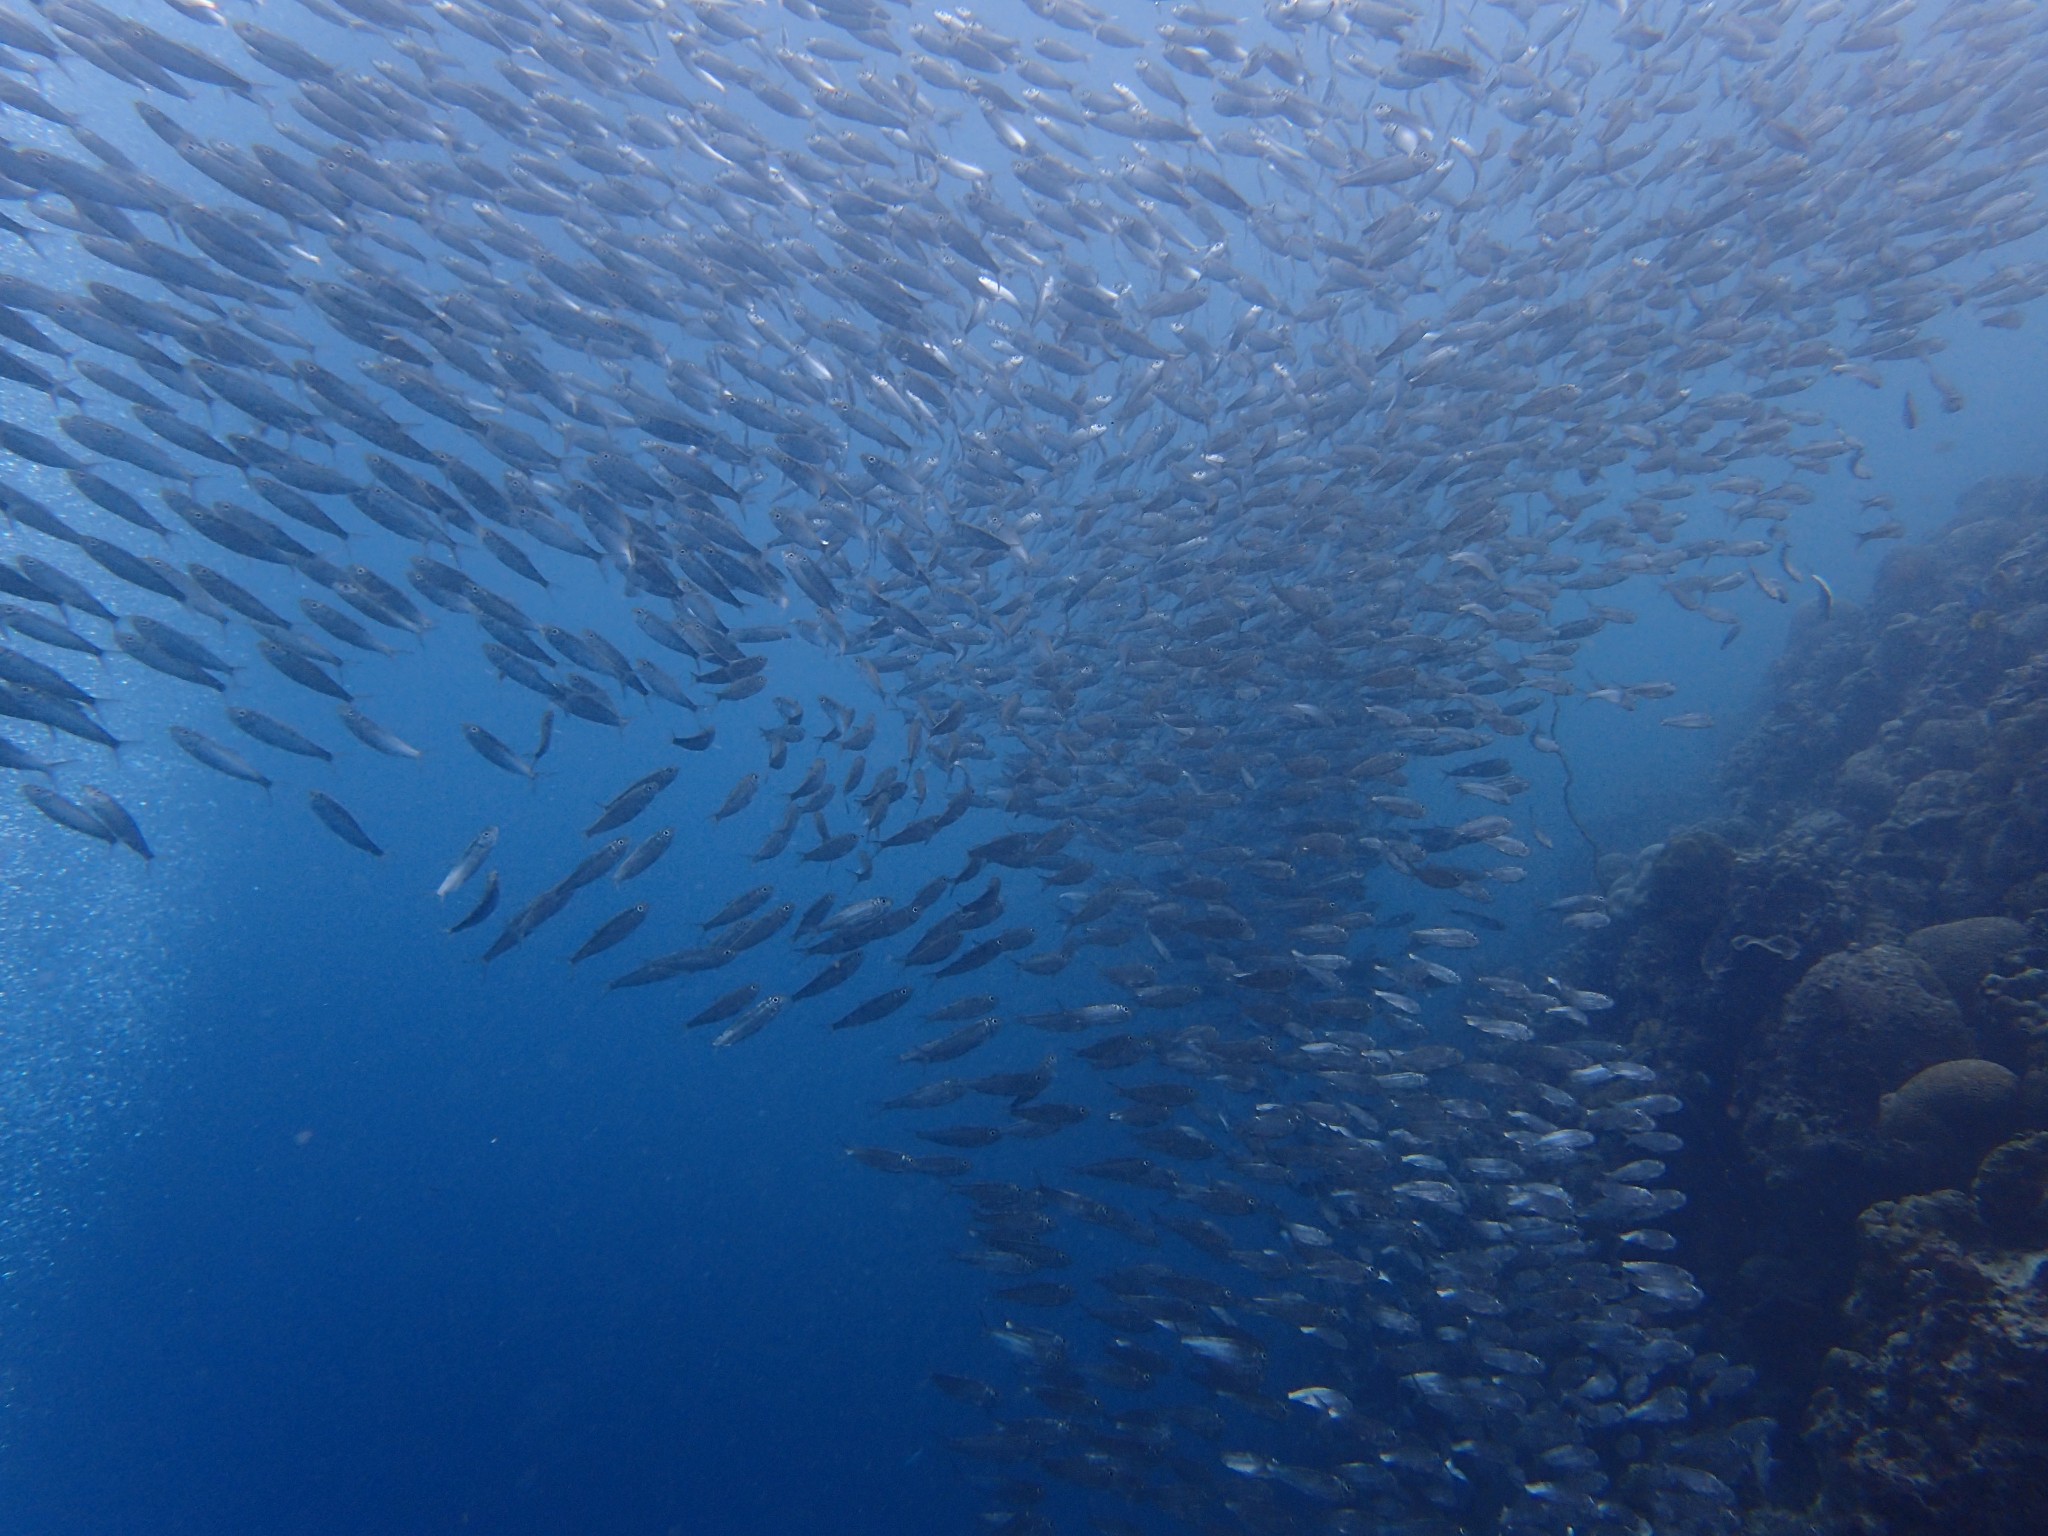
(169, 726, 271, 789)
(614, 828, 674, 883)
(556, 840, 631, 894)
(436, 827, 499, 900)
(1286, 1387, 1353, 1420)
(227, 708, 332, 761)
(77, 787, 151, 860)
(16, 557, 114, 621)
(926, 995, 998, 1023)
(483, 886, 577, 964)
(702, 886, 774, 931)
(0, 644, 95, 706)
(711, 772, 760, 821)
(684, 983, 761, 1030)
(845, 1148, 917, 1176)
(568, 905, 649, 965)
(21, 783, 117, 846)
(883, 1080, 970, 1112)
(303, 601, 397, 657)
(339, 706, 421, 760)
(828, 986, 915, 1031)
(586, 765, 678, 836)
(607, 947, 736, 991)
(259, 639, 351, 702)
(899, 1018, 1000, 1064)
(446, 871, 501, 935)
(0, 735, 68, 776)
(0, 684, 122, 753)
(1411, 927, 1482, 950)
(307, 791, 382, 857)
(462, 723, 535, 779)
(1, 605, 101, 656)
(722, 902, 794, 953)
(917, 1125, 1001, 1150)
(791, 952, 863, 1001)
(711, 993, 788, 1048)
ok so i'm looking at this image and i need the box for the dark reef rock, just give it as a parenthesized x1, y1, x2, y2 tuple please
(1637, 827, 1738, 930)
(1836, 747, 1899, 823)
(1877, 1059, 2021, 1186)
(1806, 1182, 2048, 1536)
(1903, 917, 2028, 1019)
(1568, 476, 2048, 1519)
(1713, 476, 2048, 937)
(1740, 945, 1971, 1210)
(1973, 1131, 2048, 1244)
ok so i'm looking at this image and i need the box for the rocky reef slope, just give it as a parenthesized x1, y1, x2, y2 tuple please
(1574, 475, 2048, 1533)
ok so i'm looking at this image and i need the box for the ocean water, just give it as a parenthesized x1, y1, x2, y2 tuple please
(0, 0, 2043, 1531)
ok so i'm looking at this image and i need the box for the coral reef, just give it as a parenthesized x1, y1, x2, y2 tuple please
(1568, 476, 2048, 1524)
(1721, 474, 2048, 931)
(1903, 918, 2028, 1020)
(1806, 1187, 2048, 1536)
(1744, 945, 1972, 1211)
(1877, 1059, 2019, 1154)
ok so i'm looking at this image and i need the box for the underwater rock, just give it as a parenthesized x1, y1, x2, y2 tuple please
(1908, 714, 1991, 775)
(1750, 947, 1973, 1145)
(1806, 1188, 2048, 1536)
(1566, 478, 2048, 1512)
(1837, 748, 1899, 824)
(1877, 1059, 2021, 1182)
(1972, 1132, 2048, 1245)
(1711, 478, 2048, 934)
(1978, 955, 2048, 1071)
(1636, 829, 1736, 929)
(1867, 771, 1977, 878)
(1904, 917, 2028, 1016)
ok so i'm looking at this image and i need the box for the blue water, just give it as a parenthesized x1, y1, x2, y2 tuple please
(0, 779, 989, 1534)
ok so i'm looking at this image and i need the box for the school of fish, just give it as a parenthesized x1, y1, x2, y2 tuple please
(0, 0, 2040, 1527)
